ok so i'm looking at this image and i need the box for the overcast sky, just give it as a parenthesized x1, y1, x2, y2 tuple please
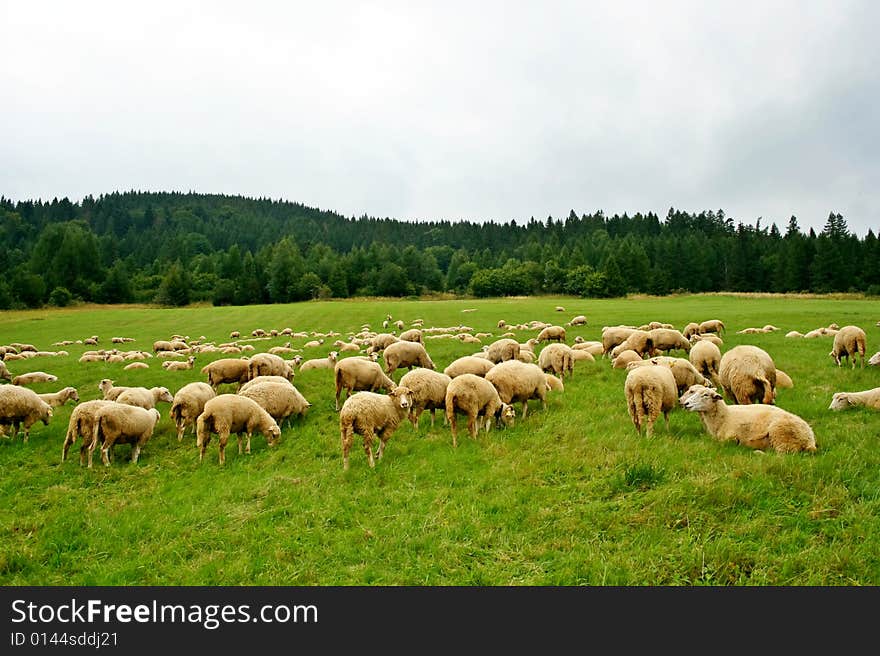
(2, 1, 878, 235)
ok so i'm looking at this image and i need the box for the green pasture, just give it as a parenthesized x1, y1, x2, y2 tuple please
(1, 293, 879, 585)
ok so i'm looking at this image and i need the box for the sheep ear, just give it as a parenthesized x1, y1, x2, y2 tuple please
(711, 391, 723, 400)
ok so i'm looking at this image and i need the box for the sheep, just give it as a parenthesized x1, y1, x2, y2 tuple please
(239, 381, 311, 428)
(828, 387, 880, 411)
(554, 305, 565, 312)
(153, 340, 177, 353)
(485, 338, 521, 364)
(61, 399, 114, 467)
(688, 339, 722, 387)
(367, 333, 400, 355)
(444, 373, 516, 447)
(124, 362, 149, 371)
(248, 352, 295, 380)
(870, 352, 880, 367)
(612, 350, 642, 369)
(536, 325, 567, 343)
(443, 355, 496, 378)
(98, 378, 134, 401)
(11, 371, 59, 386)
(680, 384, 816, 453)
(398, 328, 424, 344)
(162, 355, 196, 371)
(776, 370, 794, 388)
(298, 351, 339, 372)
(573, 341, 604, 357)
(399, 368, 452, 430)
(626, 357, 715, 395)
(338, 387, 413, 470)
(93, 404, 161, 466)
(568, 315, 587, 326)
(115, 386, 174, 410)
(682, 322, 701, 340)
(201, 357, 252, 391)
(610, 330, 654, 360)
(690, 333, 724, 348)
(0, 385, 53, 442)
(623, 364, 678, 438)
(601, 326, 639, 356)
(647, 328, 691, 355)
(718, 345, 777, 405)
(37, 386, 79, 408)
(545, 374, 564, 392)
(0, 360, 11, 382)
(537, 343, 575, 380)
(334, 357, 397, 411)
(570, 349, 595, 365)
(239, 375, 295, 393)
(170, 382, 216, 441)
(485, 359, 548, 419)
(196, 394, 282, 465)
(829, 325, 867, 368)
(698, 319, 725, 335)
(382, 341, 435, 377)
(785, 331, 804, 338)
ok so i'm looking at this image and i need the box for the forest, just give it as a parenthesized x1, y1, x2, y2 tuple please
(0, 191, 877, 308)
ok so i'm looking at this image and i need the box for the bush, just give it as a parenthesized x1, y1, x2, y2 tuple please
(49, 286, 73, 307)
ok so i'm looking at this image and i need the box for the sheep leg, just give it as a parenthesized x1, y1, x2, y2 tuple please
(218, 431, 230, 466)
(341, 425, 354, 471)
(467, 413, 478, 440)
(244, 432, 252, 455)
(449, 413, 459, 448)
(362, 428, 376, 468)
(131, 443, 142, 464)
(197, 432, 211, 462)
(101, 438, 114, 467)
(376, 429, 390, 461)
(62, 433, 74, 463)
(521, 400, 529, 419)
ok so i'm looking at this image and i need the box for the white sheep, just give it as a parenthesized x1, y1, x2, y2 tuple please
(298, 351, 339, 372)
(61, 399, 114, 467)
(626, 357, 714, 395)
(11, 371, 59, 386)
(201, 357, 252, 390)
(93, 403, 161, 466)
(239, 381, 311, 428)
(442, 355, 496, 378)
(485, 360, 548, 419)
(828, 387, 880, 411)
(610, 330, 654, 360)
(239, 375, 296, 392)
(399, 368, 452, 430)
(248, 352, 295, 380)
(680, 384, 817, 453)
(568, 315, 587, 326)
(338, 387, 414, 470)
(170, 382, 216, 441)
(537, 343, 575, 379)
(624, 364, 678, 438)
(37, 386, 80, 408)
(0, 360, 12, 382)
(612, 350, 642, 369)
(718, 345, 777, 405)
(869, 351, 880, 367)
(98, 378, 134, 401)
(162, 355, 196, 371)
(536, 325, 567, 343)
(602, 326, 637, 356)
(698, 319, 725, 335)
(115, 386, 174, 410)
(485, 338, 521, 364)
(398, 328, 424, 344)
(829, 325, 867, 368)
(776, 370, 794, 388)
(334, 357, 397, 411)
(382, 341, 435, 377)
(647, 328, 691, 355)
(196, 394, 282, 465)
(124, 362, 149, 371)
(444, 373, 516, 447)
(0, 384, 53, 442)
(688, 339, 722, 387)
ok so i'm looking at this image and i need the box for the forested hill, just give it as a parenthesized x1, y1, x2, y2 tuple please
(0, 191, 877, 308)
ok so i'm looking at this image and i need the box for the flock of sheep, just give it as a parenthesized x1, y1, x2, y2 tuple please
(1, 311, 878, 470)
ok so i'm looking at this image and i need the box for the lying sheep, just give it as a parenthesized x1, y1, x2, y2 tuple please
(93, 403, 161, 466)
(338, 387, 414, 470)
(0, 360, 11, 382)
(196, 394, 282, 465)
(444, 373, 516, 447)
(545, 374, 564, 392)
(829, 325, 867, 368)
(785, 331, 804, 338)
(298, 351, 339, 373)
(0, 385, 53, 442)
(486, 360, 548, 419)
(485, 338, 521, 364)
(115, 386, 174, 410)
(163, 355, 196, 371)
(443, 355, 496, 378)
(537, 343, 574, 379)
(776, 370, 794, 388)
(382, 341, 435, 377)
(624, 364, 678, 438)
(37, 386, 79, 408)
(648, 328, 691, 355)
(688, 339, 722, 387)
(11, 371, 59, 386)
(698, 319, 725, 335)
(170, 382, 216, 441)
(201, 357, 252, 390)
(718, 345, 777, 405)
(536, 325, 567, 343)
(568, 315, 587, 326)
(828, 387, 880, 411)
(334, 357, 397, 411)
(680, 384, 816, 453)
(399, 368, 452, 430)
(573, 341, 604, 356)
(61, 399, 114, 467)
(570, 349, 595, 365)
(239, 381, 311, 428)
(124, 362, 149, 370)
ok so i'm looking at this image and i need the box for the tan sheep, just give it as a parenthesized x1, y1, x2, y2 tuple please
(829, 325, 867, 368)
(196, 394, 282, 465)
(201, 358, 252, 391)
(239, 375, 295, 393)
(170, 382, 216, 441)
(486, 360, 548, 419)
(536, 325, 567, 343)
(443, 355, 495, 378)
(545, 374, 564, 392)
(568, 315, 587, 326)
(682, 322, 701, 340)
(570, 349, 595, 365)
(334, 357, 397, 411)
(162, 355, 196, 371)
(37, 386, 79, 408)
(602, 326, 637, 356)
(828, 387, 880, 411)
(688, 339, 722, 387)
(398, 328, 424, 344)
(298, 351, 339, 373)
(648, 328, 691, 355)
(785, 331, 804, 338)
(239, 381, 311, 428)
(0, 385, 53, 442)
(248, 352, 295, 380)
(690, 333, 724, 348)
(537, 343, 575, 380)
(61, 399, 114, 467)
(444, 373, 515, 447)
(718, 345, 777, 405)
(485, 338, 521, 364)
(399, 368, 452, 430)
(572, 341, 604, 357)
(98, 378, 133, 401)
(698, 319, 725, 335)
(612, 350, 642, 369)
(93, 404, 161, 466)
(367, 333, 399, 355)
(124, 362, 149, 371)
(610, 330, 654, 360)
(338, 387, 413, 470)
(11, 371, 58, 386)
(623, 365, 678, 438)
(627, 357, 714, 395)
(0, 360, 11, 382)
(776, 370, 794, 389)
(869, 351, 880, 367)
(680, 384, 816, 453)
(382, 341, 435, 377)
(115, 386, 174, 410)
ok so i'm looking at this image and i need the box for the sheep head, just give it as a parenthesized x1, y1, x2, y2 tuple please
(828, 393, 853, 411)
(679, 384, 722, 412)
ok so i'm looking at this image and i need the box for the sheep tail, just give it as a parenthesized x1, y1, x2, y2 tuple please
(756, 375, 775, 404)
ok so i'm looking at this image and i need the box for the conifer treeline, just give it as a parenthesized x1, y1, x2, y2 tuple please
(0, 191, 877, 308)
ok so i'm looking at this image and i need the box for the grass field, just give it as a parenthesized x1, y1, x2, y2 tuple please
(1, 293, 879, 586)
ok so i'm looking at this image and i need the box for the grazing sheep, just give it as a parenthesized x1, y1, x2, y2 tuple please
(298, 351, 339, 372)
(537, 343, 575, 379)
(249, 352, 295, 380)
(444, 373, 516, 448)
(196, 394, 282, 465)
(682, 322, 701, 340)
(367, 333, 399, 354)
(382, 341, 435, 377)
(536, 325, 567, 343)
(829, 325, 867, 368)
(485, 338, 521, 364)
(443, 355, 496, 378)
(93, 404, 161, 466)
(627, 357, 714, 395)
(486, 360, 548, 419)
(647, 328, 691, 355)
(338, 387, 413, 470)
(623, 365, 678, 438)
(690, 333, 724, 347)
(718, 345, 777, 405)
(398, 328, 424, 344)
(689, 339, 722, 387)
(11, 371, 58, 386)
(37, 386, 79, 408)
(776, 370, 794, 389)
(334, 357, 397, 411)
(610, 330, 654, 360)
(554, 306, 565, 312)
(399, 368, 452, 430)
(162, 355, 196, 371)
(869, 351, 880, 367)
(698, 319, 725, 335)
(239, 375, 295, 393)
(170, 382, 216, 441)
(602, 327, 637, 356)
(61, 399, 114, 467)
(124, 362, 149, 371)
(201, 358, 252, 391)
(545, 374, 564, 392)
(0, 360, 11, 382)
(680, 384, 816, 453)
(828, 387, 880, 411)
(573, 341, 604, 357)
(98, 379, 133, 401)
(115, 386, 174, 410)
(570, 349, 595, 365)
(239, 381, 311, 427)
(568, 315, 587, 326)
(0, 385, 53, 442)
(612, 350, 642, 369)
